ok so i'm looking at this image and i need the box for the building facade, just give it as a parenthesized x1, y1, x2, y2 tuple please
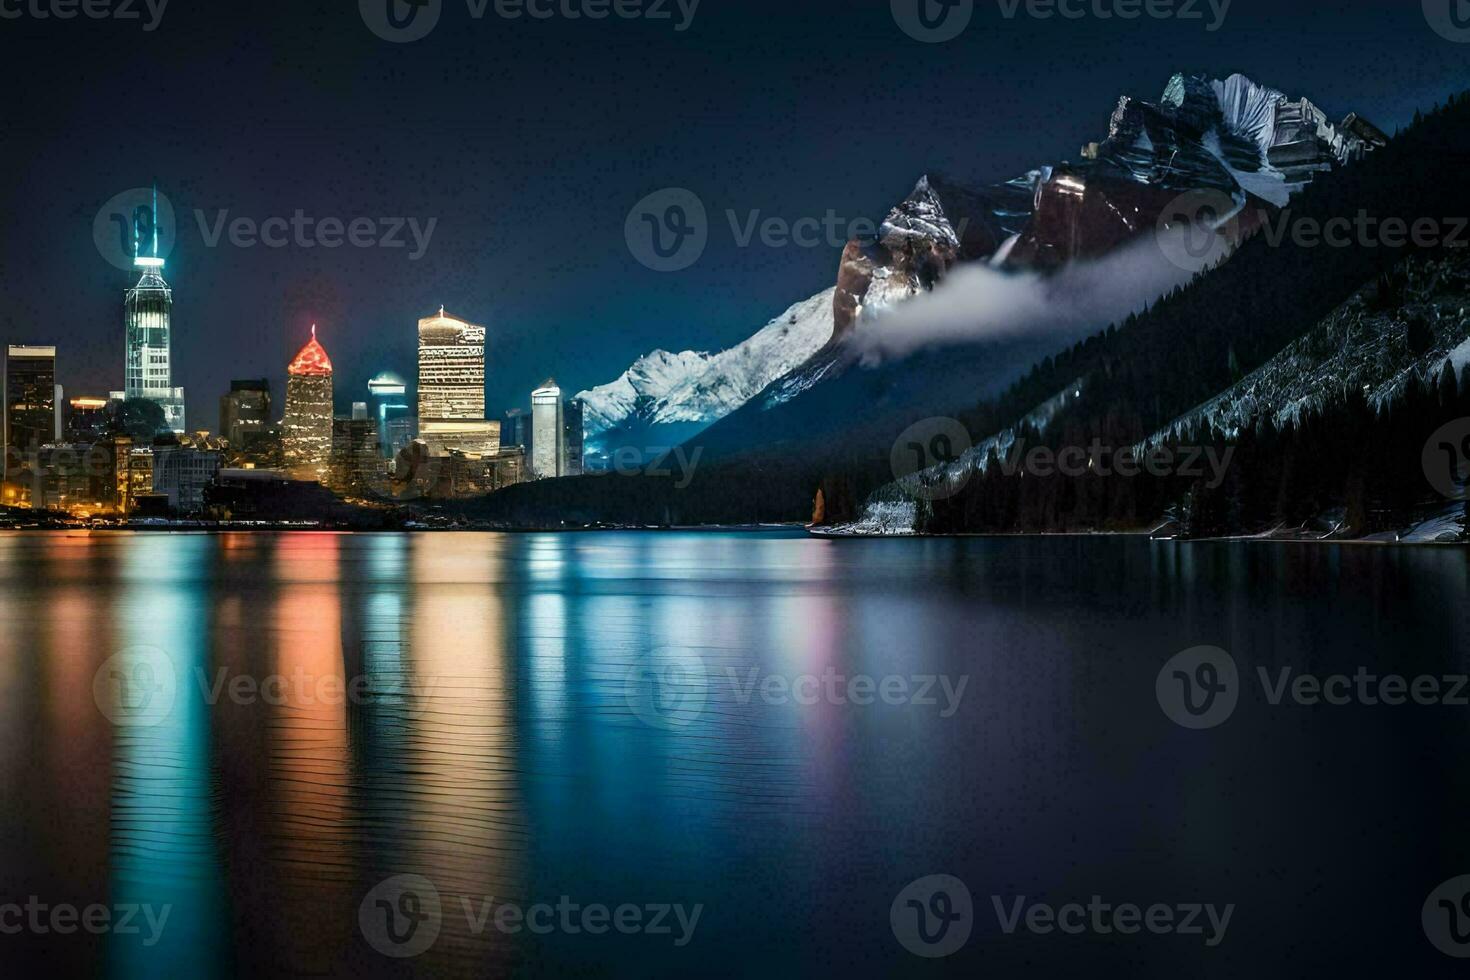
(152, 444, 224, 513)
(220, 379, 272, 451)
(330, 415, 384, 497)
(3, 345, 59, 484)
(418, 308, 485, 422)
(531, 379, 563, 479)
(368, 372, 413, 459)
(281, 327, 334, 481)
(502, 408, 529, 450)
(122, 193, 185, 432)
(562, 397, 584, 478)
(65, 396, 110, 443)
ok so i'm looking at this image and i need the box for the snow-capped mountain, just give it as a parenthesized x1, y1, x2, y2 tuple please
(576, 289, 834, 458)
(582, 72, 1383, 459)
(1002, 72, 1384, 267)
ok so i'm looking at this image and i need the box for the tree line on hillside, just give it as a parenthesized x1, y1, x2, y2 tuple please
(914, 360, 1470, 539)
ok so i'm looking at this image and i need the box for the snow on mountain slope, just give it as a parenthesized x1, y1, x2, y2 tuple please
(581, 72, 1385, 462)
(1146, 255, 1470, 446)
(577, 288, 834, 449)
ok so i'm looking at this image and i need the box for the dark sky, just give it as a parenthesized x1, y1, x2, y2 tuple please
(0, 0, 1464, 426)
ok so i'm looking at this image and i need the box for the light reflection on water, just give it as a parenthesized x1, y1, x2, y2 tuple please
(0, 531, 1467, 977)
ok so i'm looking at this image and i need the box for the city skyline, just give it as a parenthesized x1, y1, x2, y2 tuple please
(5, 3, 1464, 432)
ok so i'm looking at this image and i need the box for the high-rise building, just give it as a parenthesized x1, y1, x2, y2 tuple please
(562, 397, 584, 478)
(3, 345, 59, 485)
(418, 308, 485, 420)
(417, 308, 497, 456)
(368, 372, 414, 459)
(281, 326, 334, 481)
(219, 379, 271, 450)
(531, 379, 563, 479)
(330, 415, 383, 497)
(121, 188, 185, 432)
(65, 397, 110, 443)
(502, 408, 529, 450)
(152, 443, 224, 513)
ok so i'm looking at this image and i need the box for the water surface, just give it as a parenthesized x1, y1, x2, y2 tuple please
(1, 531, 1467, 977)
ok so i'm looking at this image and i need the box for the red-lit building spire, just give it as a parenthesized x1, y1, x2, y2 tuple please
(288, 325, 333, 378)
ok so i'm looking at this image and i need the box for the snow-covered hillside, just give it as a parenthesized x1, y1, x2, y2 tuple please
(1147, 256, 1470, 445)
(576, 289, 835, 453)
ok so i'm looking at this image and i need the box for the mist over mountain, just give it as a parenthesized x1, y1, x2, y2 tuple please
(577, 71, 1382, 467)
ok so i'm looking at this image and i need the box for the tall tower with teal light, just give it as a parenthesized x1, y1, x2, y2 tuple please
(120, 185, 186, 432)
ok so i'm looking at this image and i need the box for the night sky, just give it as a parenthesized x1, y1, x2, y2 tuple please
(0, 0, 1464, 426)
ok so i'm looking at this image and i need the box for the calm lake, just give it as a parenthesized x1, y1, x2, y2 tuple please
(1, 530, 1468, 977)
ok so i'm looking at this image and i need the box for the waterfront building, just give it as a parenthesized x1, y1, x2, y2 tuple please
(31, 443, 113, 514)
(281, 326, 334, 481)
(65, 396, 110, 443)
(3, 345, 58, 485)
(502, 408, 529, 450)
(122, 189, 185, 432)
(330, 415, 384, 497)
(562, 397, 584, 477)
(531, 379, 563, 479)
(151, 443, 224, 513)
(418, 308, 485, 422)
(127, 447, 154, 503)
(368, 372, 414, 459)
(219, 379, 272, 451)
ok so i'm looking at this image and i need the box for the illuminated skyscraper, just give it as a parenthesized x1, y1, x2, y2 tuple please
(531, 379, 563, 479)
(3, 345, 58, 485)
(121, 187, 185, 432)
(418, 308, 485, 420)
(282, 326, 334, 481)
(368, 372, 413, 459)
(417, 308, 497, 456)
